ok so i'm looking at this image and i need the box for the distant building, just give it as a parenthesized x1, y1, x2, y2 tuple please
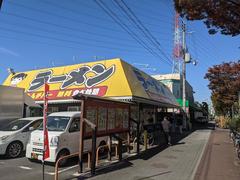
(152, 73, 195, 122)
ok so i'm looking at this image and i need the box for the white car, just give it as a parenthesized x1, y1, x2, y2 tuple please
(26, 111, 107, 165)
(0, 117, 43, 158)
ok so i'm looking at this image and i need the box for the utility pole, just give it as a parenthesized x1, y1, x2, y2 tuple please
(182, 22, 187, 129)
(0, 0, 3, 9)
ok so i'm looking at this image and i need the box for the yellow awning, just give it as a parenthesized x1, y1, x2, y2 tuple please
(3, 58, 179, 107)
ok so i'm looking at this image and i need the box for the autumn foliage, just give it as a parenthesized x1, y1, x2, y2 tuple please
(205, 61, 240, 115)
(174, 0, 240, 36)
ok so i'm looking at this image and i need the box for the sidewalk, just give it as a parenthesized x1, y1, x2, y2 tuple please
(78, 129, 211, 180)
(194, 128, 240, 180)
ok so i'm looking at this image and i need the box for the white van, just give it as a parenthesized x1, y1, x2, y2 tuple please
(26, 111, 107, 164)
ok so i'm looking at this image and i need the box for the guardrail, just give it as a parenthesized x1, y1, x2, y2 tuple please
(55, 143, 121, 180)
(55, 153, 79, 180)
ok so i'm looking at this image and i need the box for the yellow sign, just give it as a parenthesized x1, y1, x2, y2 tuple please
(3, 58, 178, 106)
(3, 59, 133, 100)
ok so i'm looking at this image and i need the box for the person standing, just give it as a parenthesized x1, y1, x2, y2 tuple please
(177, 116, 183, 134)
(161, 116, 171, 145)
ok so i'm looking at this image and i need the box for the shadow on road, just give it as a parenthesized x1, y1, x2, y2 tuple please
(76, 122, 214, 179)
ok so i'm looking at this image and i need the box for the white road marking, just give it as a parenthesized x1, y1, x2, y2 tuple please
(19, 166, 32, 170)
(46, 164, 79, 176)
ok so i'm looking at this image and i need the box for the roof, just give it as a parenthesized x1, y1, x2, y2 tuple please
(152, 73, 181, 81)
(2, 58, 179, 108)
(48, 111, 81, 117)
(18, 117, 43, 121)
(73, 93, 133, 105)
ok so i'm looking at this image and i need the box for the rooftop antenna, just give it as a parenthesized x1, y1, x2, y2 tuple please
(73, 56, 76, 63)
(133, 63, 149, 68)
(51, 61, 55, 67)
(7, 68, 15, 75)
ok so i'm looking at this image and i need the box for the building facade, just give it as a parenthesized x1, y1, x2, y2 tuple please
(152, 73, 195, 125)
(152, 73, 194, 107)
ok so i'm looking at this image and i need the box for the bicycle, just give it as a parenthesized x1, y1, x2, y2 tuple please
(130, 123, 155, 147)
(229, 129, 240, 160)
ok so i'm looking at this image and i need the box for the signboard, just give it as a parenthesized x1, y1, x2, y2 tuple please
(3, 58, 178, 107)
(3, 59, 132, 101)
(77, 96, 130, 137)
(177, 99, 189, 107)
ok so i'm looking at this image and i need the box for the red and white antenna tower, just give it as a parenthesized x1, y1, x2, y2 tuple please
(172, 12, 182, 73)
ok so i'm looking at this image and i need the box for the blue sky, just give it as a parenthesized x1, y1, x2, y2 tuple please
(0, 0, 239, 102)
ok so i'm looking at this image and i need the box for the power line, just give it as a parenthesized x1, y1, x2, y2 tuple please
(0, 19, 149, 50)
(40, 0, 173, 27)
(1, 12, 137, 42)
(71, 0, 174, 23)
(0, 26, 155, 53)
(1, 11, 137, 42)
(114, 0, 173, 64)
(94, 0, 172, 67)
(7, 0, 172, 36)
(126, 1, 174, 21)
(0, 34, 156, 57)
(2, 11, 173, 49)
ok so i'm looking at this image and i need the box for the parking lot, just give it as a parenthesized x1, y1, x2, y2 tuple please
(0, 154, 81, 180)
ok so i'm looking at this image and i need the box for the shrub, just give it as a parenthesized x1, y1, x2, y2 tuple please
(228, 115, 240, 131)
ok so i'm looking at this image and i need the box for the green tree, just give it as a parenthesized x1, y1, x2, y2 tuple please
(174, 0, 240, 36)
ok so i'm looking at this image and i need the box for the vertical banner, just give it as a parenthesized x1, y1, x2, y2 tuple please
(43, 83, 50, 160)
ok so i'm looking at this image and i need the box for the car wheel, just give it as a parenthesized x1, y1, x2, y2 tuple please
(6, 141, 23, 158)
(56, 150, 69, 167)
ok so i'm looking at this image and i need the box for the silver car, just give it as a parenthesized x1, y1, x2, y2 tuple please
(0, 117, 42, 158)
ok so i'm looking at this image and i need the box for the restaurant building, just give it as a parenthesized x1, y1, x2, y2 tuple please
(3, 58, 179, 124)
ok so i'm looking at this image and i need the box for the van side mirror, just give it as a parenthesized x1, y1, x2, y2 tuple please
(69, 123, 79, 132)
(22, 126, 34, 133)
(29, 127, 34, 131)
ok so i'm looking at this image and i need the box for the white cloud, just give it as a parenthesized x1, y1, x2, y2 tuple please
(0, 47, 20, 57)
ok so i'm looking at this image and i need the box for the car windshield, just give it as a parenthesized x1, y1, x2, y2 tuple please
(38, 116, 70, 131)
(0, 120, 31, 131)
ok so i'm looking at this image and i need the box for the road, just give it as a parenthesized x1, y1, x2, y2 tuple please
(0, 155, 80, 180)
(2, 125, 235, 180)
(194, 128, 240, 180)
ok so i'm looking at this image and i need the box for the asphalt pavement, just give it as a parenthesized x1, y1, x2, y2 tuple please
(194, 128, 240, 180)
(0, 154, 80, 180)
(2, 124, 238, 180)
(76, 129, 211, 180)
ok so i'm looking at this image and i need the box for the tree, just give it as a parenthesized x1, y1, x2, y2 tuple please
(174, 0, 240, 36)
(202, 102, 209, 116)
(205, 61, 240, 115)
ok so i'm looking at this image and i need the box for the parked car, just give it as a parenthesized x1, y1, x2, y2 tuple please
(0, 117, 43, 158)
(26, 111, 107, 165)
(196, 116, 208, 123)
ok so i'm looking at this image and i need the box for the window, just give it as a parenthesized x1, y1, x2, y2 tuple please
(48, 107, 59, 114)
(108, 108, 115, 130)
(98, 107, 107, 131)
(0, 120, 31, 131)
(68, 106, 80, 111)
(23, 119, 43, 132)
(86, 106, 97, 132)
(69, 118, 80, 133)
(38, 116, 70, 131)
(123, 109, 129, 129)
(30, 119, 43, 130)
(115, 108, 123, 129)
